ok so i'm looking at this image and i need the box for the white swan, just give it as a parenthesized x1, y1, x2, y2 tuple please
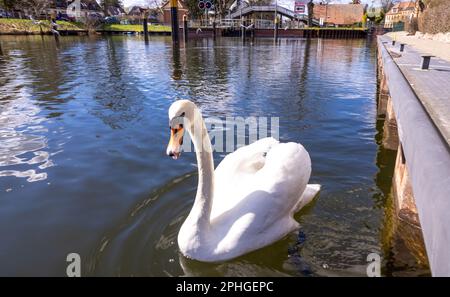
(166, 100, 320, 262)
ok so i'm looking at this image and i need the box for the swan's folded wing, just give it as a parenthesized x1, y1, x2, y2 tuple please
(255, 142, 312, 217)
(211, 139, 312, 221)
(216, 137, 279, 175)
(211, 137, 279, 219)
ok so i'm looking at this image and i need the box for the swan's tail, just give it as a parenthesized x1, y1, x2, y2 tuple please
(294, 184, 321, 213)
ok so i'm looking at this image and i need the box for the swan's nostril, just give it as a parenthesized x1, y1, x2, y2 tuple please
(167, 150, 180, 160)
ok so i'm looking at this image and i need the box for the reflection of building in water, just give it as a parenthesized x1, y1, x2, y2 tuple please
(0, 52, 54, 183)
(89, 38, 146, 129)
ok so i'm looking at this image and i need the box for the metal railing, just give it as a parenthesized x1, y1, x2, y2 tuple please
(187, 18, 244, 29)
(186, 18, 306, 30)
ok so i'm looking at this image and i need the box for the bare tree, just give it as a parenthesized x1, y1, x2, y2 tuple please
(213, 0, 231, 17)
(13, 0, 53, 18)
(380, 0, 400, 13)
(0, 0, 16, 13)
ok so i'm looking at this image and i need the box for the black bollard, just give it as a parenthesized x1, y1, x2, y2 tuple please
(170, 0, 179, 44)
(183, 15, 188, 42)
(400, 43, 405, 52)
(213, 20, 216, 39)
(421, 55, 434, 70)
(392, 40, 395, 46)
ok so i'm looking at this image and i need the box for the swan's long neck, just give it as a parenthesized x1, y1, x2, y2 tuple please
(186, 109, 214, 232)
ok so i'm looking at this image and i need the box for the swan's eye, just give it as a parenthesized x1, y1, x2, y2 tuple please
(180, 112, 185, 117)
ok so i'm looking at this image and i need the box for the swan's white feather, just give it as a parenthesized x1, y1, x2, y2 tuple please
(201, 138, 317, 261)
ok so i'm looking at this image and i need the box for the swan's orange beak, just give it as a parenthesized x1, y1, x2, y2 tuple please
(166, 125, 184, 160)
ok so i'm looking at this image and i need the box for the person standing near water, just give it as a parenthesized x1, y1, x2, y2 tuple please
(51, 18, 60, 45)
(51, 18, 59, 34)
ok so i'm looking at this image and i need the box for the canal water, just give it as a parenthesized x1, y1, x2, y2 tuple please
(0, 36, 429, 276)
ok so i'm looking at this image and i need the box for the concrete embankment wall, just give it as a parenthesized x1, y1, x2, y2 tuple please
(377, 36, 450, 276)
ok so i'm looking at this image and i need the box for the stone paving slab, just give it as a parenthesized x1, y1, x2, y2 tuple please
(380, 36, 450, 146)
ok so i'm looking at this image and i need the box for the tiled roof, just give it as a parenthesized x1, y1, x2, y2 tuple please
(387, 1, 416, 15)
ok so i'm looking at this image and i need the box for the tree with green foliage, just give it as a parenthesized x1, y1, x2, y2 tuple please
(375, 11, 385, 24)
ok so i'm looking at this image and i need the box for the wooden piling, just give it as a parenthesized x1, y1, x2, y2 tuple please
(183, 15, 188, 42)
(142, 10, 148, 43)
(170, 0, 179, 44)
(251, 18, 255, 40)
(241, 16, 245, 43)
(143, 10, 149, 43)
(274, 16, 278, 42)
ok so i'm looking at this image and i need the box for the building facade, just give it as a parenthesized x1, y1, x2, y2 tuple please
(161, 0, 188, 25)
(45, 0, 103, 20)
(384, 1, 416, 28)
(313, 4, 365, 27)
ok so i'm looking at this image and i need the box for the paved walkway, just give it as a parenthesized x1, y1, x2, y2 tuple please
(386, 32, 450, 62)
(381, 35, 450, 146)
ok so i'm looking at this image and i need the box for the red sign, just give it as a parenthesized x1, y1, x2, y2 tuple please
(294, 2, 306, 14)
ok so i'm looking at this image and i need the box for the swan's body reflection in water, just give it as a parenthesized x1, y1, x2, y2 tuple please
(177, 202, 319, 277)
(178, 254, 291, 277)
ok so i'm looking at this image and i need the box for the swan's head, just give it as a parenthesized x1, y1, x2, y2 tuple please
(166, 100, 196, 160)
